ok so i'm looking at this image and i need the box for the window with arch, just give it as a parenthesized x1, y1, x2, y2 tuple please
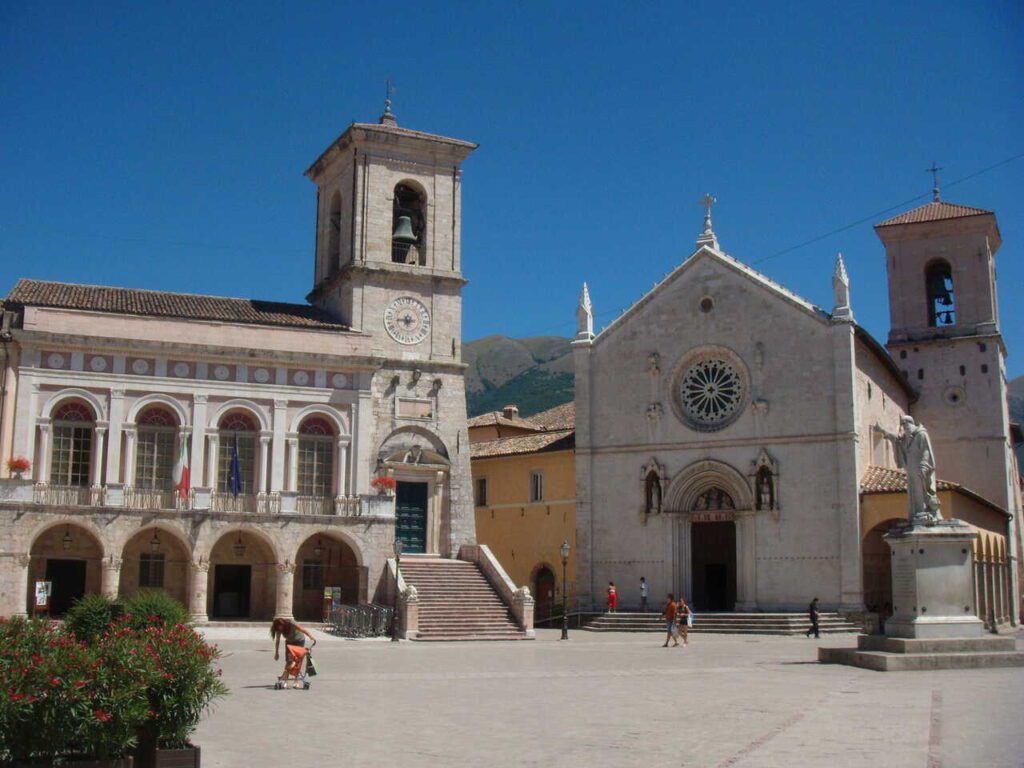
(135, 407, 178, 490)
(327, 190, 342, 271)
(298, 416, 335, 498)
(51, 400, 95, 487)
(218, 411, 257, 494)
(391, 182, 427, 265)
(925, 260, 956, 327)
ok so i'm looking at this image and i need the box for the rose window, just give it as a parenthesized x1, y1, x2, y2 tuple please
(679, 359, 743, 429)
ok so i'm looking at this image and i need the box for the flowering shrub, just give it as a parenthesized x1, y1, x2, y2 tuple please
(6, 456, 30, 473)
(0, 605, 227, 763)
(122, 589, 191, 631)
(65, 593, 124, 643)
(371, 475, 397, 494)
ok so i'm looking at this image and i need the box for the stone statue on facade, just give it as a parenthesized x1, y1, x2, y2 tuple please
(874, 416, 941, 525)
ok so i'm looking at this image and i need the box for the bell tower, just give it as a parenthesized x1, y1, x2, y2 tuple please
(304, 104, 477, 362)
(875, 197, 1015, 513)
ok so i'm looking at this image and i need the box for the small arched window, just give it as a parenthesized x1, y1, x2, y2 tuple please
(51, 400, 96, 487)
(218, 411, 258, 494)
(298, 416, 336, 498)
(327, 191, 342, 271)
(925, 260, 956, 327)
(391, 182, 427, 265)
(135, 407, 178, 490)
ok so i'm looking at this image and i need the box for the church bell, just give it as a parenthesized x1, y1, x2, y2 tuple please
(392, 215, 417, 244)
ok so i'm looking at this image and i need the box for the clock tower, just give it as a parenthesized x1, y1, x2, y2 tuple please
(304, 105, 478, 555)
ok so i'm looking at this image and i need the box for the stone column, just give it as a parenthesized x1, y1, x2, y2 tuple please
(123, 426, 137, 487)
(674, 517, 692, 601)
(275, 561, 296, 619)
(189, 559, 210, 623)
(105, 389, 125, 485)
(335, 438, 349, 497)
(258, 433, 272, 494)
(735, 514, 758, 611)
(286, 436, 299, 492)
(13, 555, 31, 617)
(190, 394, 208, 487)
(206, 432, 219, 490)
(91, 426, 107, 489)
(36, 421, 51, 484)
(271, 400, 287, 493)
(101, 556, 122, 600)
(431, 471, 446, 555)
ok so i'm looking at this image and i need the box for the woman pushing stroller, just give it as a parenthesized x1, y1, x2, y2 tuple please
(271, 617, 316, 689)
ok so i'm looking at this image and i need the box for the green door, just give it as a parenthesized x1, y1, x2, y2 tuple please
(395, 482, 428, 554)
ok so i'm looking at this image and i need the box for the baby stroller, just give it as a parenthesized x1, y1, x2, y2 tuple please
(274, 640, 317, 690)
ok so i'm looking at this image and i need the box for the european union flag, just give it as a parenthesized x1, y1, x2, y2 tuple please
(229, 433, 243, 497)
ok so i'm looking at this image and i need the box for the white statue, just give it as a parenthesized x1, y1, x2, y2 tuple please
(875, 416, 941, 525)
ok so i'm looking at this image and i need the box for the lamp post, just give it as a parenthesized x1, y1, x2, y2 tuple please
(560, 540, 570, 640)
(391, 538, 404, 642)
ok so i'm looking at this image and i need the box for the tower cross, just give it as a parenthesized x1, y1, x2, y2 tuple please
(700, 193, 717, 235)
(926, 162, 943, 202)
(381, 79, 397, 125)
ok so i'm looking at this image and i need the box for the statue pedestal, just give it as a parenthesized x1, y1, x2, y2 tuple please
(883, 521, 983, 639)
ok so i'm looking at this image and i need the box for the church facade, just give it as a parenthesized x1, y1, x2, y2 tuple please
(573, 200, 1020, 620)
(0, 107, 480, 622)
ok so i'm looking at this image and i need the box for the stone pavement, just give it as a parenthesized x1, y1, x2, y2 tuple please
(193, 627, 1024, 768)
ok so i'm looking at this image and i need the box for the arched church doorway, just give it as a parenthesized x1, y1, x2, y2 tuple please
(691, 521, 736, 611)
(863, 518, 900, 620)
(29, 523, 104, 616)
(532, 565, 556, 621)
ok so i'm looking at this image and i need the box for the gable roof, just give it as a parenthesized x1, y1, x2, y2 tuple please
(467, 401, 576, 432)
(860, 465, 1008, 517)
(470, 429, 575, 459)
(6, 279, 351, 331)
(876, 201, 992, 228)
(594, 245, 829, 344)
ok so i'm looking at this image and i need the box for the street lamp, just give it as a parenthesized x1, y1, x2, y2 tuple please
(149, 530, 161, 553)
(391, 538, 404, 642)
(560, 540, 570, 640)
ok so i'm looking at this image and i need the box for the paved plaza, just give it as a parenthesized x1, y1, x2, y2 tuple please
(193, 627, 1024, 768)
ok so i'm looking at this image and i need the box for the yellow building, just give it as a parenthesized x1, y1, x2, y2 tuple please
(469, 404, 575, 620)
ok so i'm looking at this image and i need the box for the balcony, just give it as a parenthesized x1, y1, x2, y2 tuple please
(295, 495, 362, 516)
(33, 484, 102, 506)
(123, 487, 183, 511)
(210, 492, 279, 515)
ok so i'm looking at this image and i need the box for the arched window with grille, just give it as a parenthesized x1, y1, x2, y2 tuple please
(391, 182, 427, 265)
(925, 260, 956, 327)
(218, 411, 257, 494)
(51, 400, 95, 487)
(297, 416, 335, 498)
(135, 407, 178, 490)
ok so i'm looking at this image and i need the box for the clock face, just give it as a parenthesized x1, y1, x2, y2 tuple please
(384, 297, 431, 345)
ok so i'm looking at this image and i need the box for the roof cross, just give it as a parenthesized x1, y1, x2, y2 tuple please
(380, 79, 397, 126)
(700, 193, 717, 235)
(926, 162, 943, 202)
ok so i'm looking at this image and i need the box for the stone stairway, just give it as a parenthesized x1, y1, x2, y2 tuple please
(399, 557, 530, 641)
(583, 611, 862, 635)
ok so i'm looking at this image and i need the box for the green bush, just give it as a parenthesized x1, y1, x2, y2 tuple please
(121, 590, 190, 631)
(64, 593, 123, 643)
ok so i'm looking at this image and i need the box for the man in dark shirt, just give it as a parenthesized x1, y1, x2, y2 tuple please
(806, 597, 820, 639)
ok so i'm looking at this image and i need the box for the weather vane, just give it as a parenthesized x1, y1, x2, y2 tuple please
(381, 79, 397, 125)
(926, 162, 942, 202)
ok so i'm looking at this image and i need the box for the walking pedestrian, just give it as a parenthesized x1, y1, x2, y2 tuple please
(677, 597, 691, 646)
(606, 581, 618, 613)
(806, 597, 820, 639)
(640, 577, 649, 612)
(661, 593, 680, 647)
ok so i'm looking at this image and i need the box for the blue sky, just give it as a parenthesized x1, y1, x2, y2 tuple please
(2, 2, 1021, 376)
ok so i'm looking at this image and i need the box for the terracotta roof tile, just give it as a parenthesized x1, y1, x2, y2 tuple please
(470, 429, 574, 459)
(525, 402, 575, 431)
(876, 201, 992, 228)
(6, 279, 350, 331)
(860, 465, 956, 493)
(466, 412, 537, 430)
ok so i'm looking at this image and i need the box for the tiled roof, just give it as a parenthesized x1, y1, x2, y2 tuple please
(466, 412, 537, 430)
(6, 279, 350, 331)
(876, 201, 992, 228)
(526, 402, 575, 431)
(470, 429, 574, 459)
(860, 465, 956, 493)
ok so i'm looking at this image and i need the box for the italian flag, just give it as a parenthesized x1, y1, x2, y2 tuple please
(173, 439, 190, 499)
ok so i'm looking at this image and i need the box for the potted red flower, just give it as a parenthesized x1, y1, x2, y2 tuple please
(371, 476, 397, 495)
(7, 456, 31, 478)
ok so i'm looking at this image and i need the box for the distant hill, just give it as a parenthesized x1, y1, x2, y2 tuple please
(463, 335, 574, 417)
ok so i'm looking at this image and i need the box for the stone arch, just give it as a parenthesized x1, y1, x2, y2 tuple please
(28, 519, 107, 616)
(28, 516, 108, 556)
(198, 525, 280, 564)
(118, 524, 192, 605)
(292, 530, 366, 619)
(377, 425, 449, 463)
(203, 527, 280, 620)
(208, 399, 270, 432)
(44, 389, 106, 422)
(126, 394, 189, 427)
(289, 405, 349, 436)
(530, 562, 557, 622)
(664, 459, 754, 513)
(861, 517, 902, 616)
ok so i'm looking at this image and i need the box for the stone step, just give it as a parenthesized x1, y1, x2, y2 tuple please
(582, 611, 861, 635)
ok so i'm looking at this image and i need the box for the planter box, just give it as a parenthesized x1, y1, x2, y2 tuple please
(10, 759, 134, 768)
(134, 745, 200, 768)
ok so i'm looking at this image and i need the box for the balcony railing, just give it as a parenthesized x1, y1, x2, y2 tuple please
(33, 484, 101, 506)
(124, 487, 182, 511)
(295, 495, 361, 516)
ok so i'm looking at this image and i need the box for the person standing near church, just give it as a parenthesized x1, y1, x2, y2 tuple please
(640, 577, 649, 612)
(661, 594, 680, 647)
(806, 598, 820, 639)
(677, 597, 691, 646)
(606, 581, 618, 613)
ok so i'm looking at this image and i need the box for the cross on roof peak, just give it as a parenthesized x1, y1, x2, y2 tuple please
(926, 162, 943, 202)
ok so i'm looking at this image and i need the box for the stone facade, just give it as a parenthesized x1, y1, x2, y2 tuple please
(0, 110, 479, 621)
(574, 202, 1020, 618)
